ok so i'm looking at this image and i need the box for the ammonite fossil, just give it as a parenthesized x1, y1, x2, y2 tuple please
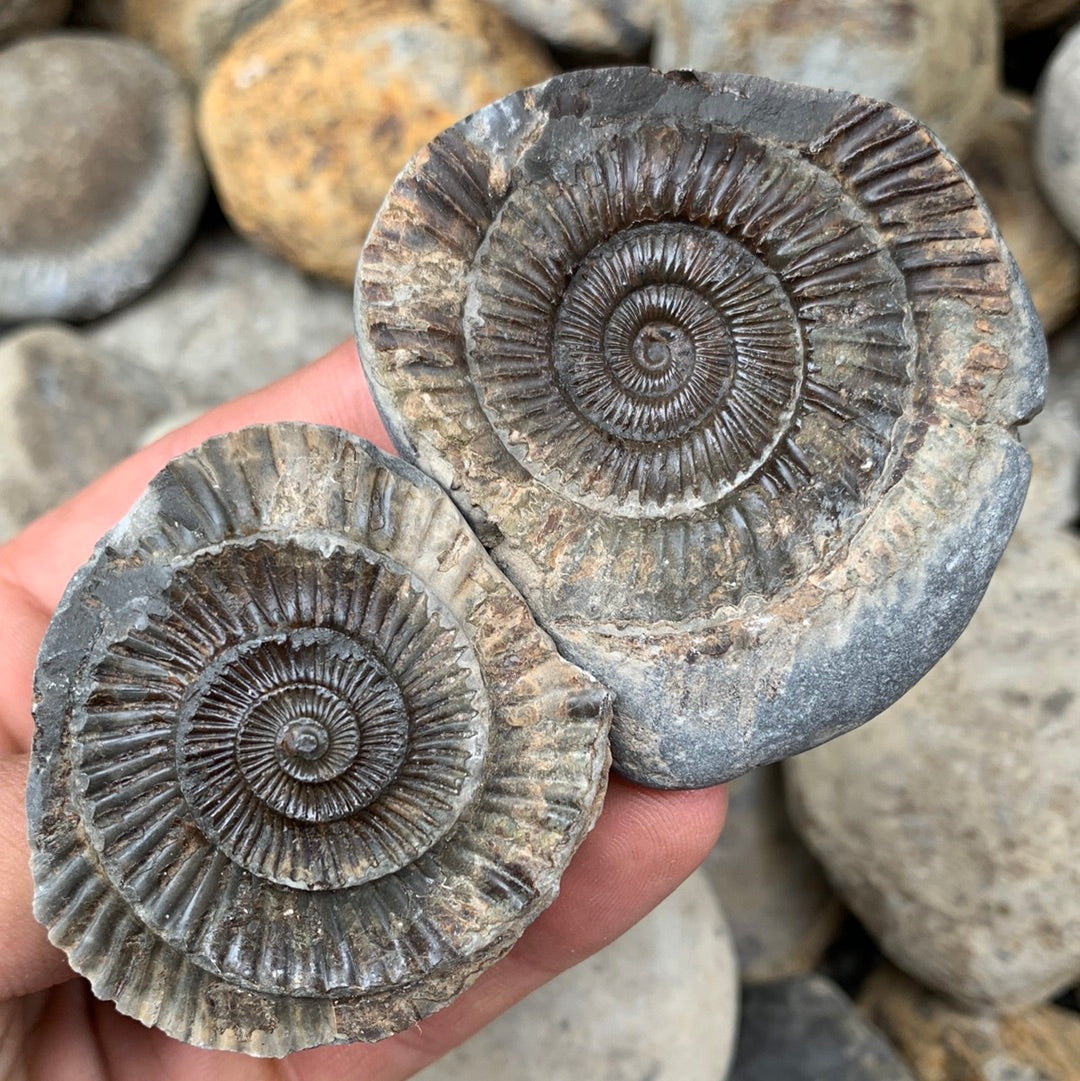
(355, 67, 1047, 789)
(27, 423, 611, 1055)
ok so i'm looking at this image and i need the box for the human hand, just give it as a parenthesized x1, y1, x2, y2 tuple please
(0, 340, 727, 1081)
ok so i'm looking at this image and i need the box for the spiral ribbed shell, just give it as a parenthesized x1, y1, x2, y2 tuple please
(355, 68, 1046, 788)
(28, 423, 611, 1054)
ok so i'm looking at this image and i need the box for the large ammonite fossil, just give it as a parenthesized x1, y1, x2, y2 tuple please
(355, 67, 1047, 789)
(27, 423, 611, 1055)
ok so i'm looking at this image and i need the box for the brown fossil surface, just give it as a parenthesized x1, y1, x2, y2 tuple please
(27, 422, 611, 1055)
(355, 67, 1047, 789)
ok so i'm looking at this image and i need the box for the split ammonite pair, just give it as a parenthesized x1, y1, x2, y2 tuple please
(27, 68, 1046, 1055)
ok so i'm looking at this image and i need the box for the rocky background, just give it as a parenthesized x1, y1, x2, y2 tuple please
(1, 0, 1079, 1077)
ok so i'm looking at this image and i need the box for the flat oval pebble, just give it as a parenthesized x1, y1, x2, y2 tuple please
(0, 0, 70, 45)
(28, 423, 611, 1054)
(356, 66, 1046, 788)
(0, 33, 207, 323)
(1036, 23, 1080, 246)
(84, 230, 354, 410)
(415, 871, 738, 1081)
(198, 0, 555, 284)
(786, 385, 1080, 1009)
(652, 0, 1000, 156)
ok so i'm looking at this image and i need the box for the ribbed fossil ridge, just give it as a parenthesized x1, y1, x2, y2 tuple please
(355, 68, 1046, 788)
(28, 423, 611, 1054)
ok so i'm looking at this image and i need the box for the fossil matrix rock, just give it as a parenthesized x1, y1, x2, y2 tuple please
(355, 67, 1046, 789)
(28, 423, 611, 1055)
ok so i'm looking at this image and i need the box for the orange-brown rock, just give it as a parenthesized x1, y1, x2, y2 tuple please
(198, 0, 555, 284)
(860, 965, 1080, 1081)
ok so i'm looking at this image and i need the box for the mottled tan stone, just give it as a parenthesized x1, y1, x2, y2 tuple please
(70, 0, 283, 85)
(198, 0, 555, 284)
(860, 965, 1080, 1081)
(0, 0, 70, 45)
(965, 93, 1080, 334)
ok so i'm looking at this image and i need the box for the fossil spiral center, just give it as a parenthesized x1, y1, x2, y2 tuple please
(631, 322, 691, 374)
(278, 719, 329, 760)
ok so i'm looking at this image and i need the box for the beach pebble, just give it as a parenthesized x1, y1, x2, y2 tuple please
(84, 230, 353, 410)
(69, 0, 283, 85)
(0, 0, 70, 45)
(785, 388, 1080, 1010)
(198, 0, 555, 284)
(860, 965, 1080, 1081)
(704, 766, 841, 984)
(1036, 23, 1080, 245)
(653, 0, 1000, 155)
(486, 0, 655, 56)
(1000, 0, 1080, 34)
(730, 975, 916, 1081)
(965, 93, 1080, 334)
(0, 324, 172, 540)
(0, 33, 206, 324)
(415, 871, 739, 1081)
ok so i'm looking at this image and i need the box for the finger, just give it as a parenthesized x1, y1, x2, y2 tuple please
(0, 339, 385, 615)
(279, 778, 728, 1081)
(0, 755, 77, 1001)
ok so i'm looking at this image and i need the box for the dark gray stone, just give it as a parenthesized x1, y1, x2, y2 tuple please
(731, 976, 915, 1081)
(0, 33, 207, 322)
(355, 67, 1047, 788)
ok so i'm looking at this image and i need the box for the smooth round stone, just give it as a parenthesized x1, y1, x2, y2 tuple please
(860, 965, 1080, 1081)
(198, 0, 555, 284)
(1036, 24, 1080, 246)
(1000, 0, 1080, 33)
(0, 33, 207, 323)
(965, 94, 1080, 334)
(415, 871, 738, 1081)
(0, 0, 71, 45)
(84, 230, 354, 410)
(653, 0, 1000, 155)
(704, 765, 841, 984)
(0, 324, 173, 540)
(786, 387, 1080, 1010)
(70, 0, 283, 85)
(731, 975, 916, 1081)
(486, 0, 655, 55)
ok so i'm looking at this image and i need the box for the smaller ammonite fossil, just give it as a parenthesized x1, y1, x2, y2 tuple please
(27, 422, 611, 1055)
(355, 66, 1048, 789)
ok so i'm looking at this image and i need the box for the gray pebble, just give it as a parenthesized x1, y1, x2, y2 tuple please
(416, 871, 739, 1081)
(85, 230, 353, 410)
(0, 33, 207, 323)
(785, 384, 1080, 1010)
(731, 976, 916, 1081)
(0, 323, 174, 540)
(1036, 23, 1080, 247)
(653, 0, 1000, 156)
